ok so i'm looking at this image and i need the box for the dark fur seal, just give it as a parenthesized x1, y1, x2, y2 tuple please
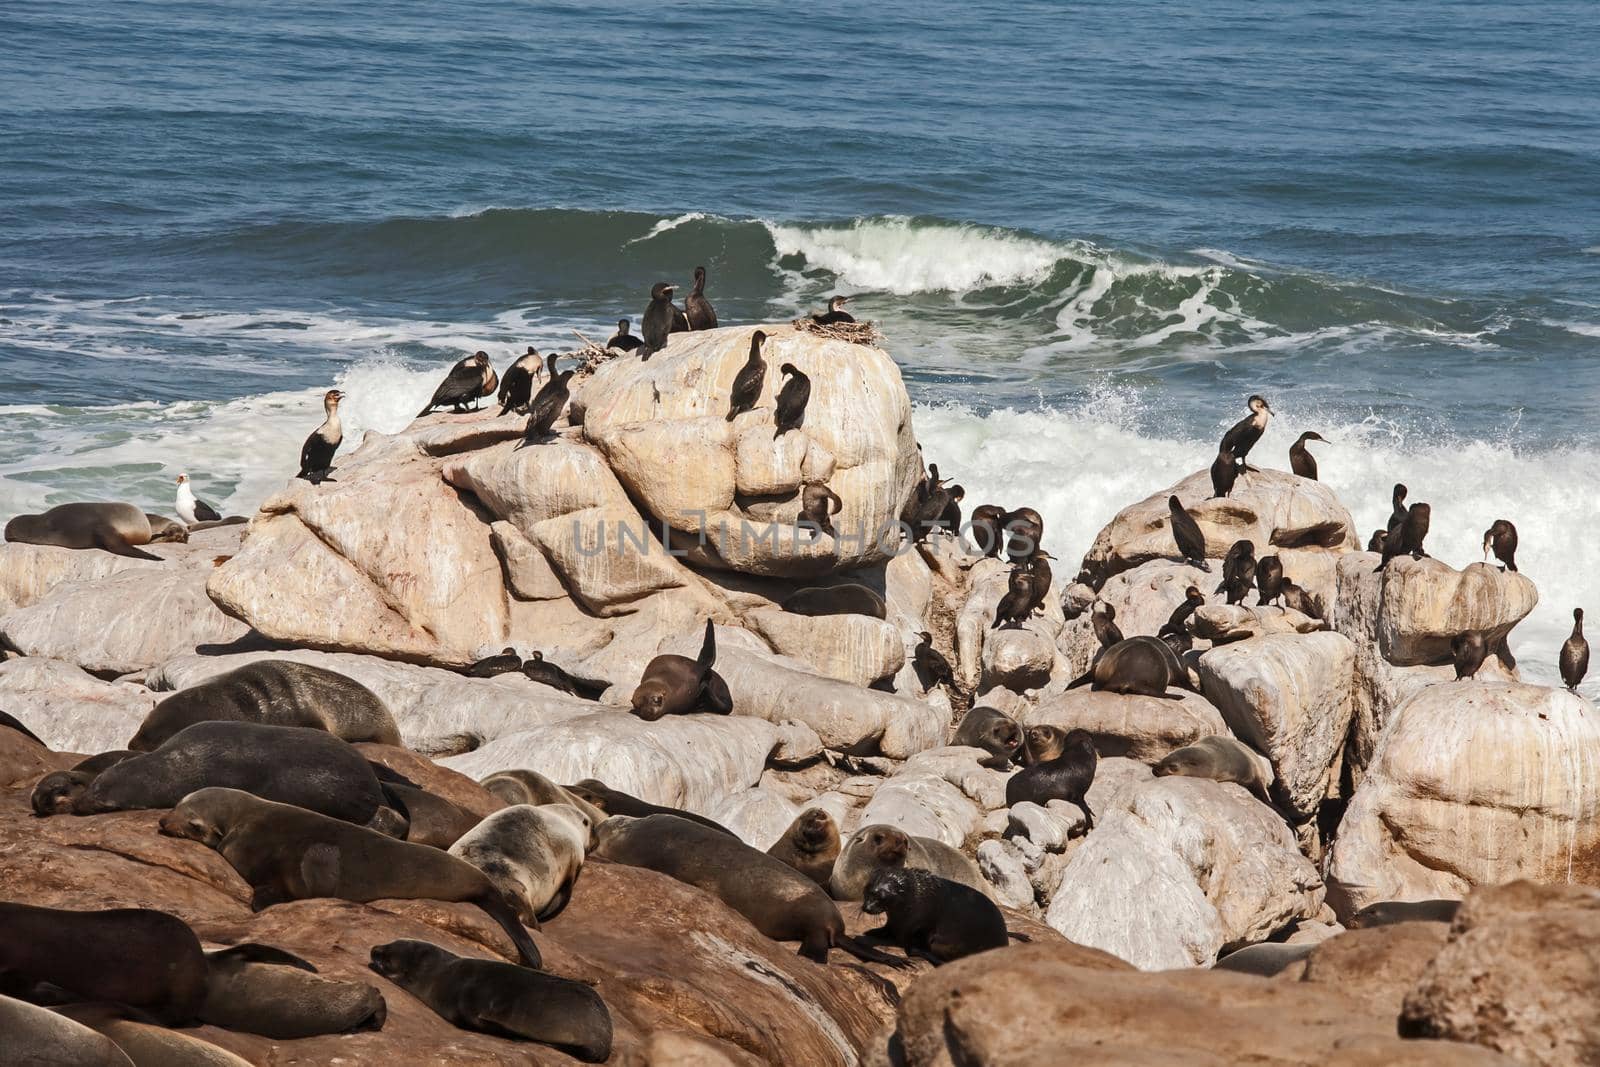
(1289, 431, 1324, 479)
(799, 480, 843, 538)
(565, 778, 733, 836)
(829, 823, 990, 902)
(780, 583, 887, 619)
(1069, 636, 1189, 698)
(773, 362, 811, 438)
(67, 721, 387, 824)
(913, 631, 956, 693)
(685, 265, 717, 330)
(861, 867, 1009, 965)
(594, 813, 908, 969)
(130, 660, 400, 751)
(1561, 608, 1589, 691)
(418, 351, 492, 416)
(1210, 447, 1239, 498)
(1482, 519, 1518, 572)
(1452, 632, 1488, 679)
(1168, 496, 1210, 569)
(640, 282, 679, 356)
(968, 503, 1005, 558)
(951, 706, 1021, 769)
(630, 620, 732, 719)
(726, 330, 767, 420)
(1256, 553, 1285, 607)
(369, 940, 612, 1062)
(1006, 726, 1097, 827)
(811, 295, 854, 324)
(480, 768, 604, 824)
(606, 318, 642, 352)
(297, 389, 344, 484)
(449, 803, 592, 926)
(496, 347, 543, 415)
(1219, 394, 1272, 472)
(1346, 898, 1461, 929)
(159, 787, 541, 967)
(1376, 501, 1431, 571)
(30, 750, 137, 815)
(766, 807, 841, 887)
(521, 353, 574, 443)
(200, 947, 386, 1038)
(1152, 735, 1271, 801)
(1218, 539, 1257, 605)
(5, 502, 162, 560)
(381, 781, 482, 848)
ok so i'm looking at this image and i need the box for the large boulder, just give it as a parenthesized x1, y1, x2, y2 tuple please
(1019, 688, 1229, 762)
(1044, 775, 1324, 969)
(1298, 921, 1451, 1017)
(577, 325, 920, 578)
(1337, 553, 1538, 668)
(1196, 631, 1357, 819)
(1079, 468, 1359, 588)
(1328, 681, 1600, 915)
(746, 607, 904, 687)
(0, 657, 157, 754)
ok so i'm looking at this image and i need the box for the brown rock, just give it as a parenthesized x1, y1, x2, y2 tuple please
(1299, 922, 1450, 1016)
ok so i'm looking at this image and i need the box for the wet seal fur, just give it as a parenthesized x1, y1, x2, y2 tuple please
(861, 868, 1011, 965)
(131, 660, 401, 751)
(950, 706, 1022, 769)
(829, 823, 992, 902)
(158, 787, 542, 968)
(370, 939, 612, 1062)
(1006, 726, 1098, 828)
(630, 620, 733, 720)
(766, 807, 841, 886)
(449, 803, 592, 926)
(4, 502, 164, 560)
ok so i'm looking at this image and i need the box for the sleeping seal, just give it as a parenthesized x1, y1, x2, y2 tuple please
(5, 502, 163, 560)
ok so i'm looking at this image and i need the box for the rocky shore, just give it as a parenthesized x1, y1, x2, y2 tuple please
(2, 324, 1594, 1065)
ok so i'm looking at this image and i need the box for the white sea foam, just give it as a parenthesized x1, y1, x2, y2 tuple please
(625, 212, 713, 245)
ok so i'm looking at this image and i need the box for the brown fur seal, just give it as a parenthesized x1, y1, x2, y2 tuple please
(766, 807, 841, 886)
(449, 804, 591, 926)
(861, 867, 1010, 964)
(68, 721, 387, 824)
(199, 945, 386, 1038)
(950, 706, 1022, 769)
(143, 513, 190, 544)
(565, 778, 734, 836)
(1068, 635, 1189, 698)
(1006, 726, 1097, 828)
(380, 781, 482, 848)
(158, 787, 541, 967)
(779, 583, 888, 619)
(595, 813, 909, 970)
(630, 620, 732, 720)
(30, 750, 137, 815)
(0, 995, 135, 1067)
(1346, 898, 1461, 929)
(4, 502, 163, 560)
(480, 769, 604, 824)
(0, 902, 211, 1023)
(829, 823, 991, 902)
(369, 939, 612, 1062)
(1152, 735, 1271, 801)
(130, 660, 400, 751)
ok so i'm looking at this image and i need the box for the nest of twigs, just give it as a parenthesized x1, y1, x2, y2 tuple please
(566, 333, 621, 377)
(790, 318, 883, 345)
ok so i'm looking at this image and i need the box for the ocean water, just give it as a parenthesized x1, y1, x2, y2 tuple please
(2, 1, 1596, 693)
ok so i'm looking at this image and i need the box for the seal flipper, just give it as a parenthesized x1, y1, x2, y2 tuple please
(834, 935, 916, 970)
(206, 943, 319, 972)
(97, 532, 163, 561)
(537, 873, 578, 923)
(475, 892, 543, 969)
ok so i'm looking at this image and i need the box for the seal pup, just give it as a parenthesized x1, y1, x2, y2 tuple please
(968, 503, 1005, 558)
(30, 751, 137, 815)
(1289, 431, 1324, 479)
(128, 660, 400, 751)
(1002, 507, 1045, 563)
(297, 389, 344, 484)
(767, 807, 841, 887)
(780, 584, 888, 619)
(684, 265, 717, 329)
(1561, 608, 1589, 692)
(159, 787, 542, 967)
(4, 502, 162, 560)
(595, 813, 909, 969)
(1158, 586, 1206, 639)
(0, 902, 211, 1024)
(629, 619, 732, 720)
(829, 823, 991, 902)
(449, 803, 592, 926)
(1219, 539, 1257, 605)
(198, 947, 386, 1039)
(1376, 502, 1431, 571)
(1256, 554, 1286, 607)
(1482, 519, 1518, 572)
(1006, 726, 1097, 827)
(606, 318, 642, 352)
(144, 512, 191, 543)
(1167, 495, 1210, 570)
(418, 351, 492, 416)
(479, 769, 605, 824)
(497, 347, 543, 416)
(467, 648, 522, 678)
(1346, 899, 1461, 929)
(913, 631, 957, 694)
(1219, 394, 1272, 473)
(1069, 636, 1188, 699)
(1451, 632, 1489, 680)
(950, 706, 1021, 769)
(773, 362, 811, 438)
(811, 295, 854, 324)
(726, 329, 767, 421)
(991, 565, 1035, 629)
(566, 778, 734, 835)
(861, 868, 1010, 965)
(75, 721, 387, 824)
(0, 995, 135, 1067)
(1210, 447, 1239, 498)
(520, 651, 609, 699)
(640, 281, 679, 356)
(369, 940, 612, 1062)
(1152, 735, 1271, 801)
(800, 480, 842, 538)
(174, 474, 221, 526)
(1091, 602, 1124, 648)
(521, 353, 574, 443)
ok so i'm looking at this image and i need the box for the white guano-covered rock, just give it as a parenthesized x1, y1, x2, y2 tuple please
(0, 658, 157, 754)
(746, 608, 903, 687)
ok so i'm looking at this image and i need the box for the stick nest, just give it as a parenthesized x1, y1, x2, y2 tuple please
(790, 319, 883, 345)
